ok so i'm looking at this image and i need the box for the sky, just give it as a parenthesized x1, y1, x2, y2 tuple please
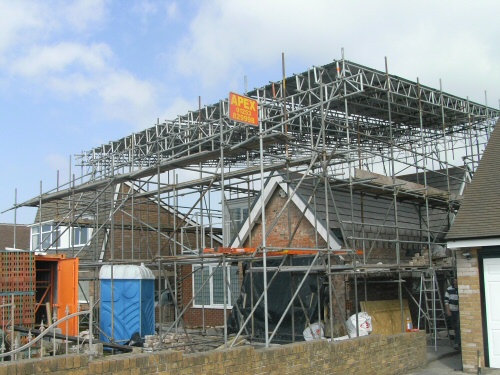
(1, 0, 500, 224)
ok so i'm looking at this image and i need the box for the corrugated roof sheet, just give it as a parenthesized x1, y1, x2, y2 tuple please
(446, 119, 500, 240)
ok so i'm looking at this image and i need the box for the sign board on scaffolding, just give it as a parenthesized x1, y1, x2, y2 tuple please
(228, 92, 259, 126)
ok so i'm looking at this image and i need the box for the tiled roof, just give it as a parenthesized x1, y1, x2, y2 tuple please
(0, 223, 30, 250)
(446, 119, 500, 240)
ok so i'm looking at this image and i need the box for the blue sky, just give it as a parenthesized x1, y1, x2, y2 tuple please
(1, 0, 500, 224)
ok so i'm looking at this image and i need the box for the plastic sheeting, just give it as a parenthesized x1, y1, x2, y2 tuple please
(227, 256, 327, 342)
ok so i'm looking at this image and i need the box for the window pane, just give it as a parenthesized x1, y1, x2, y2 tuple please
(42, 236, 51, 249)
(229, 266, 240, 304)
(212, 267, 226, 305)
(74, 228, 81, 245)
(32, 233, 40, 250)
(72, 227, 89, 246)
(52, 229, 60, 248)
(80, 228, 88, 244)
(193, 266, 210, 305)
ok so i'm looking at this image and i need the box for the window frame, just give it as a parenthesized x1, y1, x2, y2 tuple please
(192, 263, 240, 309)
(71, 227, 90, 247)
(30, 222, 60, 251)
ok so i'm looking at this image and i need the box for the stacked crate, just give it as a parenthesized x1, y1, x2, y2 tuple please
(0, 250, 36, 327)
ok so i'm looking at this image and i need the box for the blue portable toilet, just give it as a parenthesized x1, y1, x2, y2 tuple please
(99, 264, 155, 344)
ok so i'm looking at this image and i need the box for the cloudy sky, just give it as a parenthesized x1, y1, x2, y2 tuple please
(1, 0, 499, 224)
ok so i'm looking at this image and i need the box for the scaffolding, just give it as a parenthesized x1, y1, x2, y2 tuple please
(4, 53, 499, 350)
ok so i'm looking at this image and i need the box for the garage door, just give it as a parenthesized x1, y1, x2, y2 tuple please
(484, 257, 500, 368)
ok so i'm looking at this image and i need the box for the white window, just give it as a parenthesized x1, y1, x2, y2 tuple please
(31, 224, 60, 251)
(72, 227, 90, 246)
(192, 264, 240, 308)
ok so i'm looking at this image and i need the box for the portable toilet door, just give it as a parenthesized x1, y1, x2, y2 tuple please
(99, 264, 155, 344)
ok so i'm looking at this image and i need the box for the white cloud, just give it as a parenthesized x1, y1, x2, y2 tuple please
(60, 0, 107, 32)
(166, 2, 179, 19)
(0, 1, 45, 58)
(0, 1, 159, 127)
(0, 0, 107, 60)
(8, 40, 158, 124)
(173, 0, 500, 105)
(12, 42, 113, 77)
(159, 96, 198, 123)
(131, 0, 179, 27)
(45, 153, 70, 180)
(46, 73, 97, 95)
(97, 71, 157, 124)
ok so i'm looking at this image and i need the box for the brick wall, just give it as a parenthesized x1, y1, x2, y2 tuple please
(244, 189, 328, 250)
(456, 248, 484, 373)
(180, 264, 232, 328)
(0, 331, 426, 375)
(109, 183, 215, 259)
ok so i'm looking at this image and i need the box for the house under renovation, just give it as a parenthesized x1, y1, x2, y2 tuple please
(1, 56, 499, 371)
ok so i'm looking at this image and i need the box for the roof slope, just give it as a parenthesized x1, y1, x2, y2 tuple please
(446, 120, 500, 240)
(0, 223, 30, 250)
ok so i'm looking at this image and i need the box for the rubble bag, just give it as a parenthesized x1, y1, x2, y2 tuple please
(303, 322, 324, 341)
(346, 312, 372, 337)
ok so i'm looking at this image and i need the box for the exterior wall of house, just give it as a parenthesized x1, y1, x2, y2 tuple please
(180, 264, 233, 328)
(456, 247, 485, 373)
(108, 183, 203, 260)
(35, 183, 218, 261)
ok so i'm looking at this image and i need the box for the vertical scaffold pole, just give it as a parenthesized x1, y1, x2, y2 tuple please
(259, 97, 269, 347)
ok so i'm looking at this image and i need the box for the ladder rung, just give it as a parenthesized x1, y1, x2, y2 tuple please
(419, 271, 452, 346)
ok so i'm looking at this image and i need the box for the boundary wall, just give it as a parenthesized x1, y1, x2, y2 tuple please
(0, 332, 426, 375)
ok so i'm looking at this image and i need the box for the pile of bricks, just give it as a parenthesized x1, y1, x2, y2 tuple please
(143, 335, 161, 351)
(0, 250, 36, 326)
(409, 248, 430, 266)
(162, 333, 192, 353)
(408, 248, 453, 268)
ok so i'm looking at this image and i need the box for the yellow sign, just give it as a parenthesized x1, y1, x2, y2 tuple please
(228, 92, 259, 126)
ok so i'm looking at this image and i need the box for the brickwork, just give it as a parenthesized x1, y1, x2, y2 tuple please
(110, 183, 212, 259)
(456, 248, 484, 373)
(180, 264, 232, 327)
(0, 331, 426, 375)
(0, 250, 35, 326)
(244, 189, 328, 250)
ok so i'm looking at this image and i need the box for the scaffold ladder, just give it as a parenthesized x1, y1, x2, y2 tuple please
(418, 270, 451, 348)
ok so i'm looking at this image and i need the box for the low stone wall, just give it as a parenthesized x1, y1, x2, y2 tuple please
(0, 331, 426, 375)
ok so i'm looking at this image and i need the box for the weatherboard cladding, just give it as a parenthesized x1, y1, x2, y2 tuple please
(293, 174, 457, 248)
(231, 167, 462, 258)
(446, 119, 500, 240)
(397, 166, 467, 196)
